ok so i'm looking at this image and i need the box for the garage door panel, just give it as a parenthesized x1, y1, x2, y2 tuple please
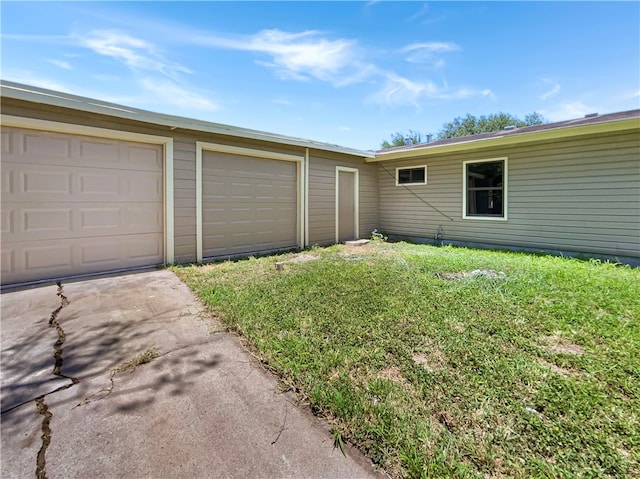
(202, 182, 294, 201)
(3, 233, 164, 282)
(203, 204, 294, 223)
(204, 219, 295, 237)
(1, 127, 164, 285)
(22, 131, 73, 159)
(3, 203, 163, 242)
(202, 151, 298, 259)
(3, 163, 163, 203)
(5, 129, 163, 171)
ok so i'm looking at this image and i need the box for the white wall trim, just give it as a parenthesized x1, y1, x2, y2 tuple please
(462, 157, 508, 221)
(195, 142, 204, 263)
(395, 164, 427, 186)
(196, 141, 305, 261)
(304, 148, 310, 247)
(335, 166, 360, 243)
(196, 141, 304, 163)
(1, 114, 175, 264)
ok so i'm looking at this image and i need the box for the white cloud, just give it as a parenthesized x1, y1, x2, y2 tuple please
(370, 73, 493, 107)
(80, 30, 192, 78)
(339, 126, 352, 131)
(540, 101, 595, 122)
(138, 78, 219, 111)
(401, 42, 461, 66)
(48, 59, 71, 70)
(408, 3, 429, 22)
(192, 29, 374, 86)
(272, 98, 293, 106)
(403, 42, 461, 54)
(540, 78, 561, 100)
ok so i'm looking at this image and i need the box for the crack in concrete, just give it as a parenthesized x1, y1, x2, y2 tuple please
(271, 404, 289, 445)
(74, 342, 211, 409)
(48, 281, 79, 385)
(34, 397, 52, 479)
(32, 281, 78, 479)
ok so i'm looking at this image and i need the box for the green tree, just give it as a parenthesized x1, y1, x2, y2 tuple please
(381, 130, 425, 149)
(436, 112, 545, 140)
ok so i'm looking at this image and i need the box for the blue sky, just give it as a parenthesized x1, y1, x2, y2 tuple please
(2, 1, 639, 150)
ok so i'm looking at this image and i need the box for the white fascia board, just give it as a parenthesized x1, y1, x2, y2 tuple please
(0, 80, 374, 159)
(369, 118, 640, 162)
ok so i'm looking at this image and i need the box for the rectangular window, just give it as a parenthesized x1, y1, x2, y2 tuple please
(463, 158, 507, 220)
(396, 165, 427, 186)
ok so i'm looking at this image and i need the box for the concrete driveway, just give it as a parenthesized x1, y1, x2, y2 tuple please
(1, 270, 381, 479)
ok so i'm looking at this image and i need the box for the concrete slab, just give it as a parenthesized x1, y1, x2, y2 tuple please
(1, 270, 381, 479)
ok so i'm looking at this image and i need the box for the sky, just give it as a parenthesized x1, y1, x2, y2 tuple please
(2, 1, 639, 151)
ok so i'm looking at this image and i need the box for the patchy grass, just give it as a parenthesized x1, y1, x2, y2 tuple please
(173, 242, 640, 478)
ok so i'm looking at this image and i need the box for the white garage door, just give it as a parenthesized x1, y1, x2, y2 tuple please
(1, 126, 165, 285)
(202, 150, 298, 258)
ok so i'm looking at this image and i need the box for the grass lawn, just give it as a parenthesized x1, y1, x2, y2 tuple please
(173, 242, 639, 478)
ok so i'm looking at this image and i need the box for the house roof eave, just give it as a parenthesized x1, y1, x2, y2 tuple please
(367, 117, 640, 162)
(0, 80, 375, 159)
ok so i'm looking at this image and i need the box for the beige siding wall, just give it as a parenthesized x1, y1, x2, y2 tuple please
(3, 100, 378, 265)
(173, 137, 197, 263)
(377, 130, 640, 259)
(308, 151, 378, 245)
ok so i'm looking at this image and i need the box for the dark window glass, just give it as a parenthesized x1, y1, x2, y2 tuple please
(466, 161, 504, 217)
(398, 167, 425, 184)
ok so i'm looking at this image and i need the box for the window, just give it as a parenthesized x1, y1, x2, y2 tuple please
(463, 158, 507, 220)
(396, 165, 427, 185)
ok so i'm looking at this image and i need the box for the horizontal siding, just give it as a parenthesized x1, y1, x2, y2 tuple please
(173, 137, 197, 263)
(308, 150, 378, 245)
(378, 130, 640, 258)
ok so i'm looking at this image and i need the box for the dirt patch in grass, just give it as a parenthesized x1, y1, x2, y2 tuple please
(287, 253, 319, 263)
(539, 358, 580, 377)
(542, 334, 586, 356)
(378, 366, 407, 385)
(412, 350, 444, 372)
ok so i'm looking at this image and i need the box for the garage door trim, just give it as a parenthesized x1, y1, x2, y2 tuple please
(196, 141, 305, 262)
(1, 114, 175, 266)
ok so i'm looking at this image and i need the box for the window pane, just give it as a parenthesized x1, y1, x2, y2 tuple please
(398, 167, 425, 184)
(467, 161, 503, 188)
(398, 169, 412, 183)
(410, 168, 425, 183)
(467, 189, 503, 216)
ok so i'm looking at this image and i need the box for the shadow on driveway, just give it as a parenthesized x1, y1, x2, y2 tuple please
(1, 270, 381, 479)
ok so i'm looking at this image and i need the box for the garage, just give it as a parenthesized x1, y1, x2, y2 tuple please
(198, 143, 303, 260)
(1, 125, 169, 285)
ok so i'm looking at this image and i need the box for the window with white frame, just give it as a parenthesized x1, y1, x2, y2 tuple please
(463, 158, 507, 220)
(396, 165, 427, 185)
